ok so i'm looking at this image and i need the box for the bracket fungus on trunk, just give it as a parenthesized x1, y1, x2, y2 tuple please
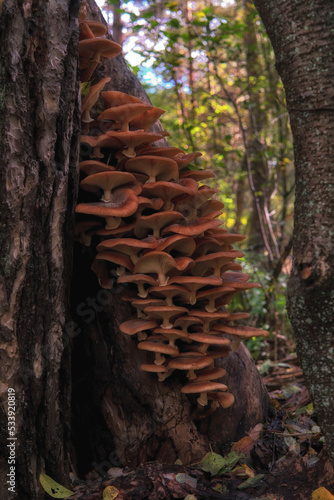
(75, 9, 269, 415)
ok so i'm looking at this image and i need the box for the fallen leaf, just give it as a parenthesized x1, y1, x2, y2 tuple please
(237, 474, 265, 490)
(312, 487, 334, 500)
(39, 474, 74, 498)
(231, 436, 255, 455)
(103, 486, 119, 500)
(248, 423, 263, 441)
(201, 452, 226, 476)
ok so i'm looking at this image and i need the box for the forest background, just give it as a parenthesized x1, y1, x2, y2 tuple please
(101, 0, 295, 367)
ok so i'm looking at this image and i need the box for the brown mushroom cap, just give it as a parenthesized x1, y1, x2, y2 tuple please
(80, 160, 115, 176)
(173, 152, 202, 168)
(79, 38, 122, 80)
(173, 315, 204, 332)
(162, 218, 222, 237)
(140, 363, 168, 373)
(196, 286, 236, 312)
(198, 200, 225, 219)
(124, 156, 179, 183)
(140, 363, 170, 380)
(188, 332, 231, 347)
(148, 284, 189, 306)
(96, 237, 158, 264)
(134, 251, 193, 286)
(179, 170, 216, 181)
(95, 251, 134, 274)
(143, 305, 188, 329)
(181, 381, 228, 406)
(75, 188, 139, 228)
(212, 324, 268, 338)
(101, 90, 143, 109)
(155, 235, 196, 257)
(137, 146, 184, 158)
(176, 186, 219, 213)
(96, 221, 135, 237)
(224, 312, 250, 321)
(134, 212, 185, 239)
(138, 341, 179, 365)
(194, 367, 226, 382)
(168, 356, 213, 378)
(106, 130, 164, 158)
(189, 310, 230, 332)
(192, 251, 245, 277)
(130, 107, 166, 131)
(86, 20, 107, 36)
(141, 179, 198, 210)
(131, 298, 166, 319)
(208, 391, 235, 409)
(120, 318, 158, 336)
(98, 103, 153, 132)
(82, 77, 111, 123)
(168, 275, 222, 305)
(117, 273, 158, 298)
(80, 171, 137, 202)
(153, 327, 190, 345)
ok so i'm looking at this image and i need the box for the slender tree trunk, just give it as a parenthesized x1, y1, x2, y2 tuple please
(253, 0, 334, 461)
(243, 0, 271, 256)
(0, 1, 80, 498)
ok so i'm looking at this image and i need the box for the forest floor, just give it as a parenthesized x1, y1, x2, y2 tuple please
(66, 351, 334, 500)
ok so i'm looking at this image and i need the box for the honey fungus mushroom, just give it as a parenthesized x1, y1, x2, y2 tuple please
(75, 65, 268, 412)
(181, 381, 228, 407)
(79, 38, 122, 81)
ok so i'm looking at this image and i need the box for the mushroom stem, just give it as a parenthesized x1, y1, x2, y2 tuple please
(101, 189, 112, 202)
(197, 343, 209, 354)
(187, 369, 197, 381)
(154, 352, 166, 366)
(105, 216, 121, 230)
(123, 145, 136, 158)
(197, 391, 208, 406)
(189, 292, 197, 305)
(137, 283, 148, 298)
(158, 272, 169, 286)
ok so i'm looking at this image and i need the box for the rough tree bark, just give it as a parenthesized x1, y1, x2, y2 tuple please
(0, 1, 80, 498)
(253, 0, 334, 460)
(0, 0, 271, 497)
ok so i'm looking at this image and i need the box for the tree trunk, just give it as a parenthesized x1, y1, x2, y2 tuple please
(253, 0, 334, 461)
(0, 1, 80, 498)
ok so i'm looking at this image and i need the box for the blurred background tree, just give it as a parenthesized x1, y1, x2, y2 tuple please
(102, 0, 295, 364)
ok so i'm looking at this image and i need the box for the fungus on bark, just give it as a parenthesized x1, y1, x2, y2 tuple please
(75, 10, 268, 414)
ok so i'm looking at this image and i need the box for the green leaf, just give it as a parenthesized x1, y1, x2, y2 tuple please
(222, 451, 243, 472)
(39, 474, 74, 498)
(237, 474, 265, 490)
(201, 452, 226, 476)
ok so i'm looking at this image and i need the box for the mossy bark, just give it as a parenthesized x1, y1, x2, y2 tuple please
(253, 0, 334, 460)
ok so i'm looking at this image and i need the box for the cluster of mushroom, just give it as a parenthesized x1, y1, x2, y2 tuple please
(75, 9, 268, 411)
